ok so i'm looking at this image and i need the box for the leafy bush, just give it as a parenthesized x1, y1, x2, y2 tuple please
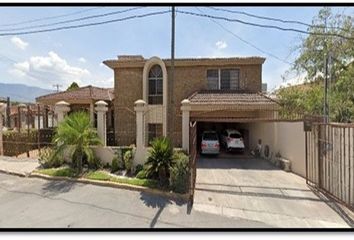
(145, 137, 174, 186)
(38, 147, 64, 168)
(169, 151, 189, 193)
(88, 156, 101, 170)
(134, 164, 143, 175)
(123, 149, 134, 173)
(136, 169, 148, 179)
(111, 156, 119, 173)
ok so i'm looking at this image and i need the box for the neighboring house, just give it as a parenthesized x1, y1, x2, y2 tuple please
(104, 55, 278, 147)
(36, 85, 115, 130)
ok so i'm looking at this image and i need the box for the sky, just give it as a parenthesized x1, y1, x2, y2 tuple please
(0, 6, 352, 92)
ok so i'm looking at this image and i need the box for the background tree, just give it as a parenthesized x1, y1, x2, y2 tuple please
(67, 82, 80, 91)
(278, 7, 354, 122)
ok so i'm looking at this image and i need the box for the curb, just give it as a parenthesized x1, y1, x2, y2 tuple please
(29, 172, 189, 202)
(0, 169, 27, 178)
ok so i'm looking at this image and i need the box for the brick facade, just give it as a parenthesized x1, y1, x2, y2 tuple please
(105, 56, 264, 146)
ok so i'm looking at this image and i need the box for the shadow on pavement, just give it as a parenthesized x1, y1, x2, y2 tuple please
(41, 180, 77, 196)
(139, 191, 186, 228)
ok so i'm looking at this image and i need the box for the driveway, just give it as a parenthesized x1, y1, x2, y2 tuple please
(194, 155, 353, 228)
(0, 172, 269, 228)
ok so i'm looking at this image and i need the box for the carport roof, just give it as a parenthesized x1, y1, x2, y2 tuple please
(188, 90, 278, 107)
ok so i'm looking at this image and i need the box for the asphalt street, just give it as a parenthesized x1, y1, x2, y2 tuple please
(0, 173, 270, 228)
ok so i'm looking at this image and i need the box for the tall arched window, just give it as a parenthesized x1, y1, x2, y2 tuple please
(148, 65, 163, 105)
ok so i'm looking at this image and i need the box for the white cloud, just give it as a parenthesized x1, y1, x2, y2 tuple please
(215, 40, 227, 50)
(9, 51, 90, 88)
(78, 57, 86, 63)
(11, 36, 29, 50)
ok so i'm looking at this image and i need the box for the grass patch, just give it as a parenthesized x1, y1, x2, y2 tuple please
(36, 167, 159, 189)
(36, 167, 77, 178)
(85, 170, 158, 188)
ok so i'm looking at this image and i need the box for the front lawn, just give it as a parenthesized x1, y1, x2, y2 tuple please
(36, 167, 77, 178)
(35, 167, 158, 189)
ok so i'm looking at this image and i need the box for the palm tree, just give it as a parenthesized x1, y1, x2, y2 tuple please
(145, 137, 174, 186)
(52, 111, 101, 173)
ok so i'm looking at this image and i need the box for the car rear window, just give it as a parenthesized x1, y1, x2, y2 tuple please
(230, 133, 241, 138)
(203, 133, 218, 140)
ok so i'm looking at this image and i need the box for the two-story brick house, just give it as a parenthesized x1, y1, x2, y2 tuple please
(104, 55, 278, 149)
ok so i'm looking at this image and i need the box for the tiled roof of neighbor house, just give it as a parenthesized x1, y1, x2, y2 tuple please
(104, 55, 266, 68)
(188, 90, 278, 106)
(36, 85, 114, 103)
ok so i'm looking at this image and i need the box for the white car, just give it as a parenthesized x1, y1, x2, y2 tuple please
(200, 131, 220, 155)
(221, 129, 245, 152)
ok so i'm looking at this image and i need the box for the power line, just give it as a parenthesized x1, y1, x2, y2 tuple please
(0, 7, 104, 27)
(208, 7, 350, 32)
(0, 10, 171, 36)
(195, 7, 292, 65)
(0, 7, 144, 32)
(176, 9, 354, 40)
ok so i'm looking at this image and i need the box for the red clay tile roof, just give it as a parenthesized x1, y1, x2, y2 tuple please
(36, 85, 114, 103)
(188, 90, 278, 106)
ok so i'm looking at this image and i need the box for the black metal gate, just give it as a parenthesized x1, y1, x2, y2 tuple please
(306, 122, 354, 211)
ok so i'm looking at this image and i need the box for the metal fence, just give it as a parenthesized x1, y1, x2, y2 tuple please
(306, 122, 354, 211)
(188, 121, 197, 205)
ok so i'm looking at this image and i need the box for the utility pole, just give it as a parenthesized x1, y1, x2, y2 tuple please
(169, 6, 176, 141)
(53, 84, 62, 92)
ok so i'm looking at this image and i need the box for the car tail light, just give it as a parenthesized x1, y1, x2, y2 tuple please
(201, 142, 207, 148)
(214, 143, 220, 148)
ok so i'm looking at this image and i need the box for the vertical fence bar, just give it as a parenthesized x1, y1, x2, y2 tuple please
(305, 131, 308, 184)
(26, 105, 30, 158)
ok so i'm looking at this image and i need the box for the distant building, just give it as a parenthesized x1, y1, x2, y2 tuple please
(262, 83, 267, 93)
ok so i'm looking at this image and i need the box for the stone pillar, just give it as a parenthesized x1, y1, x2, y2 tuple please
(90, 102, 95, 126)
(95, 100, 108, 146)
(134, 100, 147, 165)
(55, 101, 70, 124)
(0, 103, 6, 155)
(181, 99, 191, 153)
(134, 100, 147, 150)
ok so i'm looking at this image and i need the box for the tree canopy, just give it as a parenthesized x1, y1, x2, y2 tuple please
(67, 82, 80, 91)
(278, 7, 354, 123)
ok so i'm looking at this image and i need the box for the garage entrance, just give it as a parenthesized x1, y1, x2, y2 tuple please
(196, 121, 250, 156)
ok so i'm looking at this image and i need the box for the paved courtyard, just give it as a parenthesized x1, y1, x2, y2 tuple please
(194, 155, 353, 228)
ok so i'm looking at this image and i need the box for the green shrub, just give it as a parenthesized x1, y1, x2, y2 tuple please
(88, 156, 101, 170)
(111, 157, 119, 172)
(134, 164, 143, 175)
(169, 151, 189, 193)
(38, 147, 64, 168)
(145, 137, 174, 187)
(136, 169, 148, 179)
(124, 149, 134, 173)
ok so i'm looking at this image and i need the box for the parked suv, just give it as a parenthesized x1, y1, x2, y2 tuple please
(201, 131, 220, 155)
(221, 129, 245, 152)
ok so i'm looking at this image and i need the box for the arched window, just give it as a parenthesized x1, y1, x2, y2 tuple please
(148, 65, 163, 105)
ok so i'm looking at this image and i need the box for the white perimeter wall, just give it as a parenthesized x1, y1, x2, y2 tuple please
(246, 121, 306, 177)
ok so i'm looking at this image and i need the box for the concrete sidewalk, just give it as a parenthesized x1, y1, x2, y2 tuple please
(0, 156, 39, 177)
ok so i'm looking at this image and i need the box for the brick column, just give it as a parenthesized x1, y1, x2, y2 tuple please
(181, 99, 191, 153)
(95, 100, 108, 146)
(0, 103, 6, 155)
(55, 101, 70, 124)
